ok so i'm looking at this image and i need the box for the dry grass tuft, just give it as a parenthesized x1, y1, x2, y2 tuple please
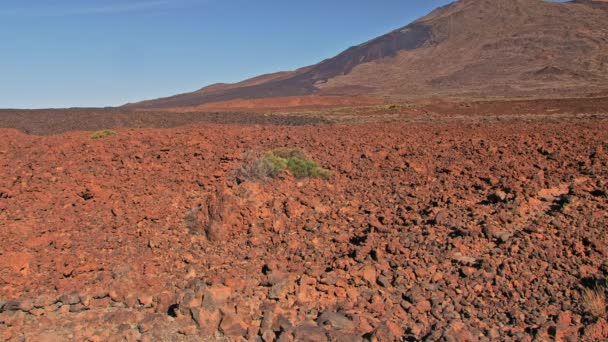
(91, 129, 116, 139)
(582, 286, 606, 318)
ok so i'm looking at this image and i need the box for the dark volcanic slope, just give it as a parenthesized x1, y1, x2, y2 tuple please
(0, 109, 326, 135)
(128, 0, 608, 109)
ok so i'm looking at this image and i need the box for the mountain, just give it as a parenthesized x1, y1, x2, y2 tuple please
(127, 0, 608, 109)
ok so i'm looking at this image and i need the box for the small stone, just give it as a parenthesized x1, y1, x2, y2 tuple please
(317, 311, 355, 331)
(434, 211, 449, 225)
(483, 224, 499, 239)
(138, 314, 164, 333)
(377, 276, 391, 288)
(138, 295, 154, 307)
(69, 303, 88, 313)
(109, 290, 122, 302)
(488, 328, 500, 339)
(269, 280, 291, 300)
(366, 321, 404, 341)
(202, 285, 232, 310)
(460, 267, 476, 277)
(488, 190, 507, 203)
(494, 190, 507, 202)
(415, 300, 432, 313)
(262, 330, 276, 342)
(179, 289, 201, 310)
(443, 321, 477, 342)
(34, 295, 55, 308)
(124, 294, 138, 308)
(496, 231, 512, 243)
(409, 323, 425, 337)
(155, 291, 176, 314)
(451, 252, 478, 265)
(2, 300, 21, 312)
(79, 294, 92, 307)
(58, 293, 80, 305)
(219, 313, 248, 337)
(190, 308, 221, 336)
(123, 329, 142, 342)
(178, 325, 198, 336)
(18, 300, 34, 312)
(182, 253, 195, 264)
(361, 265, 377, 286)
(294, 322, 326, 342)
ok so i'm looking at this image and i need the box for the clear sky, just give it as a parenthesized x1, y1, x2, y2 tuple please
(0, 0, 456, 108)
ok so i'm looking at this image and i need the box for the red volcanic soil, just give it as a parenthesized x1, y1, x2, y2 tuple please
(1, 105, 608, 340)
(159, 95, 384, 113)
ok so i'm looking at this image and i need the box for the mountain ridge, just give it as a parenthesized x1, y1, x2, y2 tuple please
(127, 0, 608, 109)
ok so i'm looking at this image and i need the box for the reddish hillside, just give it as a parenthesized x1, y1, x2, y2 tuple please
(127, 0, 608, 109)
(158, 95, 384, 113)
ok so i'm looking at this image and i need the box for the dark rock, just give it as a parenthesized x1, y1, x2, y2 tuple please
(294, 322, 327, 342)
(2, 300, 21, 312)
(376, 275, 391, 288)
(317, 311, 355, 331)
(434, 211, 449, 225)
(58, 293, 81, 305)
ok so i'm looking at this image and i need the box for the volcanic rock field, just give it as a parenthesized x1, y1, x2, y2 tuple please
(1, 103, 607, 341)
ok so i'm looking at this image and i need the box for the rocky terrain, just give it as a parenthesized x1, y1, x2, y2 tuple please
(128, 0, 608, 109)
(1, 102, 607, 341)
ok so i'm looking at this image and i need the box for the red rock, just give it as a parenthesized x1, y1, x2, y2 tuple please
(191, 308, 221, 336)
(443, 321, 478, 342)
(366, 321, 404, 341)
(0, 252, 33, 275)
(415, 300, 432, 313)
(294, 322, 327, 342)
(219, 312, 248, 337)
(138, 313, 164, 333)
(138, 295, 154, 307)
(317, 311, 355, 331)
(361, 265, 377, 286)
(155, 291, 176, 314)
(177, 325, 198, 336)
(202, 285, 232, 310)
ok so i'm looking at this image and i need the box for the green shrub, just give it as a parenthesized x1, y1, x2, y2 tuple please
(91, 129, 116, 139)
(261, 153, 289, 176)
(309, 166, 332, 180)
(238, 148, 331, 180)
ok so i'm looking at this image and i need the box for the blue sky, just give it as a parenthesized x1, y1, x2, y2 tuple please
(0, 0, 456, 108)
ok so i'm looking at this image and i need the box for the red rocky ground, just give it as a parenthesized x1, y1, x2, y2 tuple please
(0, 109, 607, 341)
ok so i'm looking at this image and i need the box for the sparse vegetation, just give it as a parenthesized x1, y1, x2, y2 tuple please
(582, 286, 606, 318)
(91, 129, 116, 139)
(237, 148, 331, 180)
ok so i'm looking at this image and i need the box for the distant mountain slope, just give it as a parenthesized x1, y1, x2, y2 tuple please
(127, 0, 608, 109)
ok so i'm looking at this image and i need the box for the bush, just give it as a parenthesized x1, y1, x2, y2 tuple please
(238, 148, 330, 180)
(91, 129, 116, 139)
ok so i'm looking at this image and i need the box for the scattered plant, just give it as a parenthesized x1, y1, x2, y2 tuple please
(91, 129, 116, 139)
(237, 148, 331, 180)
(582, 286, 606, 318)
